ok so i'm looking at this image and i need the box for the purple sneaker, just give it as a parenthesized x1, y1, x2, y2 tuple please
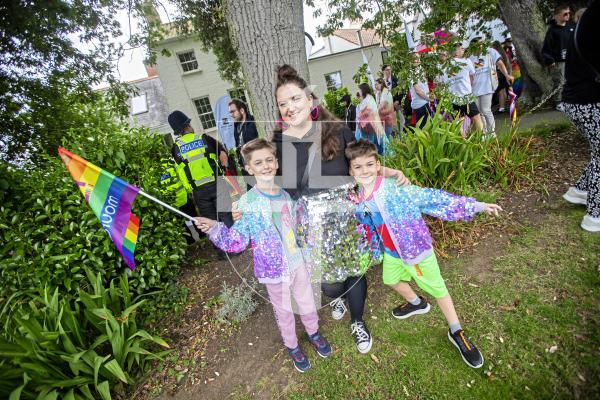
(288, 346, 311, 372)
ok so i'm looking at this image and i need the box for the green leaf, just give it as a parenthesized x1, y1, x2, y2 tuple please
(103, 359, 128, 383)
(9, 372, 30, 400)
(96, 381, 111, 400)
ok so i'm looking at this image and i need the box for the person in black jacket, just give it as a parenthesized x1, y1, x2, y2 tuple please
(542, 4, 576, 100)
(341, 94, 356, 131)
(558, 3, 600, 232)
(229, 99, 259, 186)
(270, 64, 410, 355)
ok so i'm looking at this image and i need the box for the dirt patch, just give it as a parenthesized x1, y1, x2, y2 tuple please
(135, 125, 590, 400)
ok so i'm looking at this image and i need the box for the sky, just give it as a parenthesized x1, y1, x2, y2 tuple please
(113, 1, 328, 83)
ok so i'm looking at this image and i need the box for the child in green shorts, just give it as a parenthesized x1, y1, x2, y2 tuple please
(346, 140, 502, 368)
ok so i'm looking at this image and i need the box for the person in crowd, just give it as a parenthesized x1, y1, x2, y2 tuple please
(469, 38, 514, 137)
(492, 40, 513, 113)
(375, 78, 396, 138)
(558, 4, 600, 232)
(341, 94, 357, 131)
(270, 64, 409, 353)
(440, 45, 484, 136)
(229, 98, 258, 188)
(195, 138, 332, 372)
(382, 64, 398, 91)
(542, 3, 576, 101)
(410, 54, 434, 129)
(346, 139, 502, 368)
(356, 83, 386, 154)
(168, 110, 233, 258)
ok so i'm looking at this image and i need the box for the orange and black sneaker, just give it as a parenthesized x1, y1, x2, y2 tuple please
(447, 329, 484, 368)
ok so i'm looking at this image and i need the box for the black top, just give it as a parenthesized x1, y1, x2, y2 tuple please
(542, 21, 576, 66)
(272, 124, 355, 200)
(233, 114, 259, 166)
(344, 105, 357, 131)
(561, 15, 600, 104)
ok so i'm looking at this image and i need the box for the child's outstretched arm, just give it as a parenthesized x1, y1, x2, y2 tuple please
(408, 186, 500, 221)
(193, 216, 250, 253)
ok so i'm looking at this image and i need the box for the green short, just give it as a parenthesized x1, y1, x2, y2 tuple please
(382, 252, 449, 298)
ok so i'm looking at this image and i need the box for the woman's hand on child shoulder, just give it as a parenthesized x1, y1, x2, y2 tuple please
(484, 203, 503, 217)
(232, 201, 243, 222)
(194, 217, 217, 232)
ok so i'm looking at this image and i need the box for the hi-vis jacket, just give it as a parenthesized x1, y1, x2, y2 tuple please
(172, 133, 221, 191)
(159, 161, 188, 207)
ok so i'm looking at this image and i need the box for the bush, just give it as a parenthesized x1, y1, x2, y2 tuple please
(0, 104, 188, 329)
(385, 114, 542, 195)
(216, 282, 257, 324)
(0, 269, 170, 400)
(323, 86, 352, 119)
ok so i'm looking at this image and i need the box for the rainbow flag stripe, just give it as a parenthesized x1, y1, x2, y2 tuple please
(59, 147, 140, 270)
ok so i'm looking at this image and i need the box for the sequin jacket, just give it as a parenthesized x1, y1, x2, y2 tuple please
(356, 178, 486, 265)
(206, 187, 295, 281)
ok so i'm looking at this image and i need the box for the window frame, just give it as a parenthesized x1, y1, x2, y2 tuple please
(193, 96, 216, 130)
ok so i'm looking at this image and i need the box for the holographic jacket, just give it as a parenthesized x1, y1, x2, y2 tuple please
(354, 178, 486, 265)
(206, 187, 296, 282)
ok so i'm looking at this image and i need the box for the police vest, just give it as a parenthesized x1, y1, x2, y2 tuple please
(174, 133, 220, 189)
(159, 164, 188, 208)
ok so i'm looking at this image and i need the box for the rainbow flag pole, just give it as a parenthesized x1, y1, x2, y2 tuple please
(59, 148, 195, 270)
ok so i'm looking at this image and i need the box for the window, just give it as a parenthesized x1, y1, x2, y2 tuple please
(178, 50, 198, 72)
(193, 96, 216, 129)
(228, 88, 248, 106)
(381, 50, 389, 65)
(130, 93, 148, 115)
(324, 71, 342, 92)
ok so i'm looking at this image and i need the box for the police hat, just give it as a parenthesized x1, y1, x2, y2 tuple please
(168, 110, 191, 134)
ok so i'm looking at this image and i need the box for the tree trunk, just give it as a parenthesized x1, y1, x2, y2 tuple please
(498, 0, 554, 107)
(224, 0, 309, 136)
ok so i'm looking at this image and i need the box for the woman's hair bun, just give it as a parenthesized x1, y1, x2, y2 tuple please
(276, 64, 299, 84)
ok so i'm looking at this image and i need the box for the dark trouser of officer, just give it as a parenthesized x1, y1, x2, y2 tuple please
(180, 199, 203, 245)
(192, 179, 234, 259)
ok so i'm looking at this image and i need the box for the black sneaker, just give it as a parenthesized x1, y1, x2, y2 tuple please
(350, 320, 373, 354)
(392, 296, 431, 319)
(447, 329, 484, 368)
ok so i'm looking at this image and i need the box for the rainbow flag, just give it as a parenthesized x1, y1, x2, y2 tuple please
(511, 60, 523, 96)
(59, 147, 140, 270)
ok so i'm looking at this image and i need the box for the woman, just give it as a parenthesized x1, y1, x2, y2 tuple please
(375, 78, 396, 139)
(559, 5, 600, 232)
(271, 64, 409, 353)
(492, 41, 512, 113)
(355, 83, 385, 154)
(468, 38, 513, 137)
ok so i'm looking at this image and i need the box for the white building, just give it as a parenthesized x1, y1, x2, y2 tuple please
(151, 22, 388, 136)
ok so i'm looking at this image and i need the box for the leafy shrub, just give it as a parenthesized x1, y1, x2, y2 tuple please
(323, 86, 352, 119)
(385, 114, 542, 195)
(386, 114, 489, 194)
(0, 269, 170, 400)
(216, 282, 257, 323)
(0, 104, 187, 305)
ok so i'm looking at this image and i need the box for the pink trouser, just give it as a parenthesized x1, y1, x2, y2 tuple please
(264, 265, 319, 349)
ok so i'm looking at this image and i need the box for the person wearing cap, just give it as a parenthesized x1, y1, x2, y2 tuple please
(167, 111, 234, 254)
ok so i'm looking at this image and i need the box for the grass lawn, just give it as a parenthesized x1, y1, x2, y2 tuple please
(277, 206, 600, 399)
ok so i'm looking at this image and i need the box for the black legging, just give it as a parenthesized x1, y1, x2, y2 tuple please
(321, 275, 367, 323)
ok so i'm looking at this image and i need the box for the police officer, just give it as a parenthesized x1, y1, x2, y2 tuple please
(167, 111, 234, 248)
(159, 158, 201, 244)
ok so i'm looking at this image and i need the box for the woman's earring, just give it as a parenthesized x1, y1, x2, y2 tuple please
(310, 106, 320, 121)
(276, 117, 288, 130)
